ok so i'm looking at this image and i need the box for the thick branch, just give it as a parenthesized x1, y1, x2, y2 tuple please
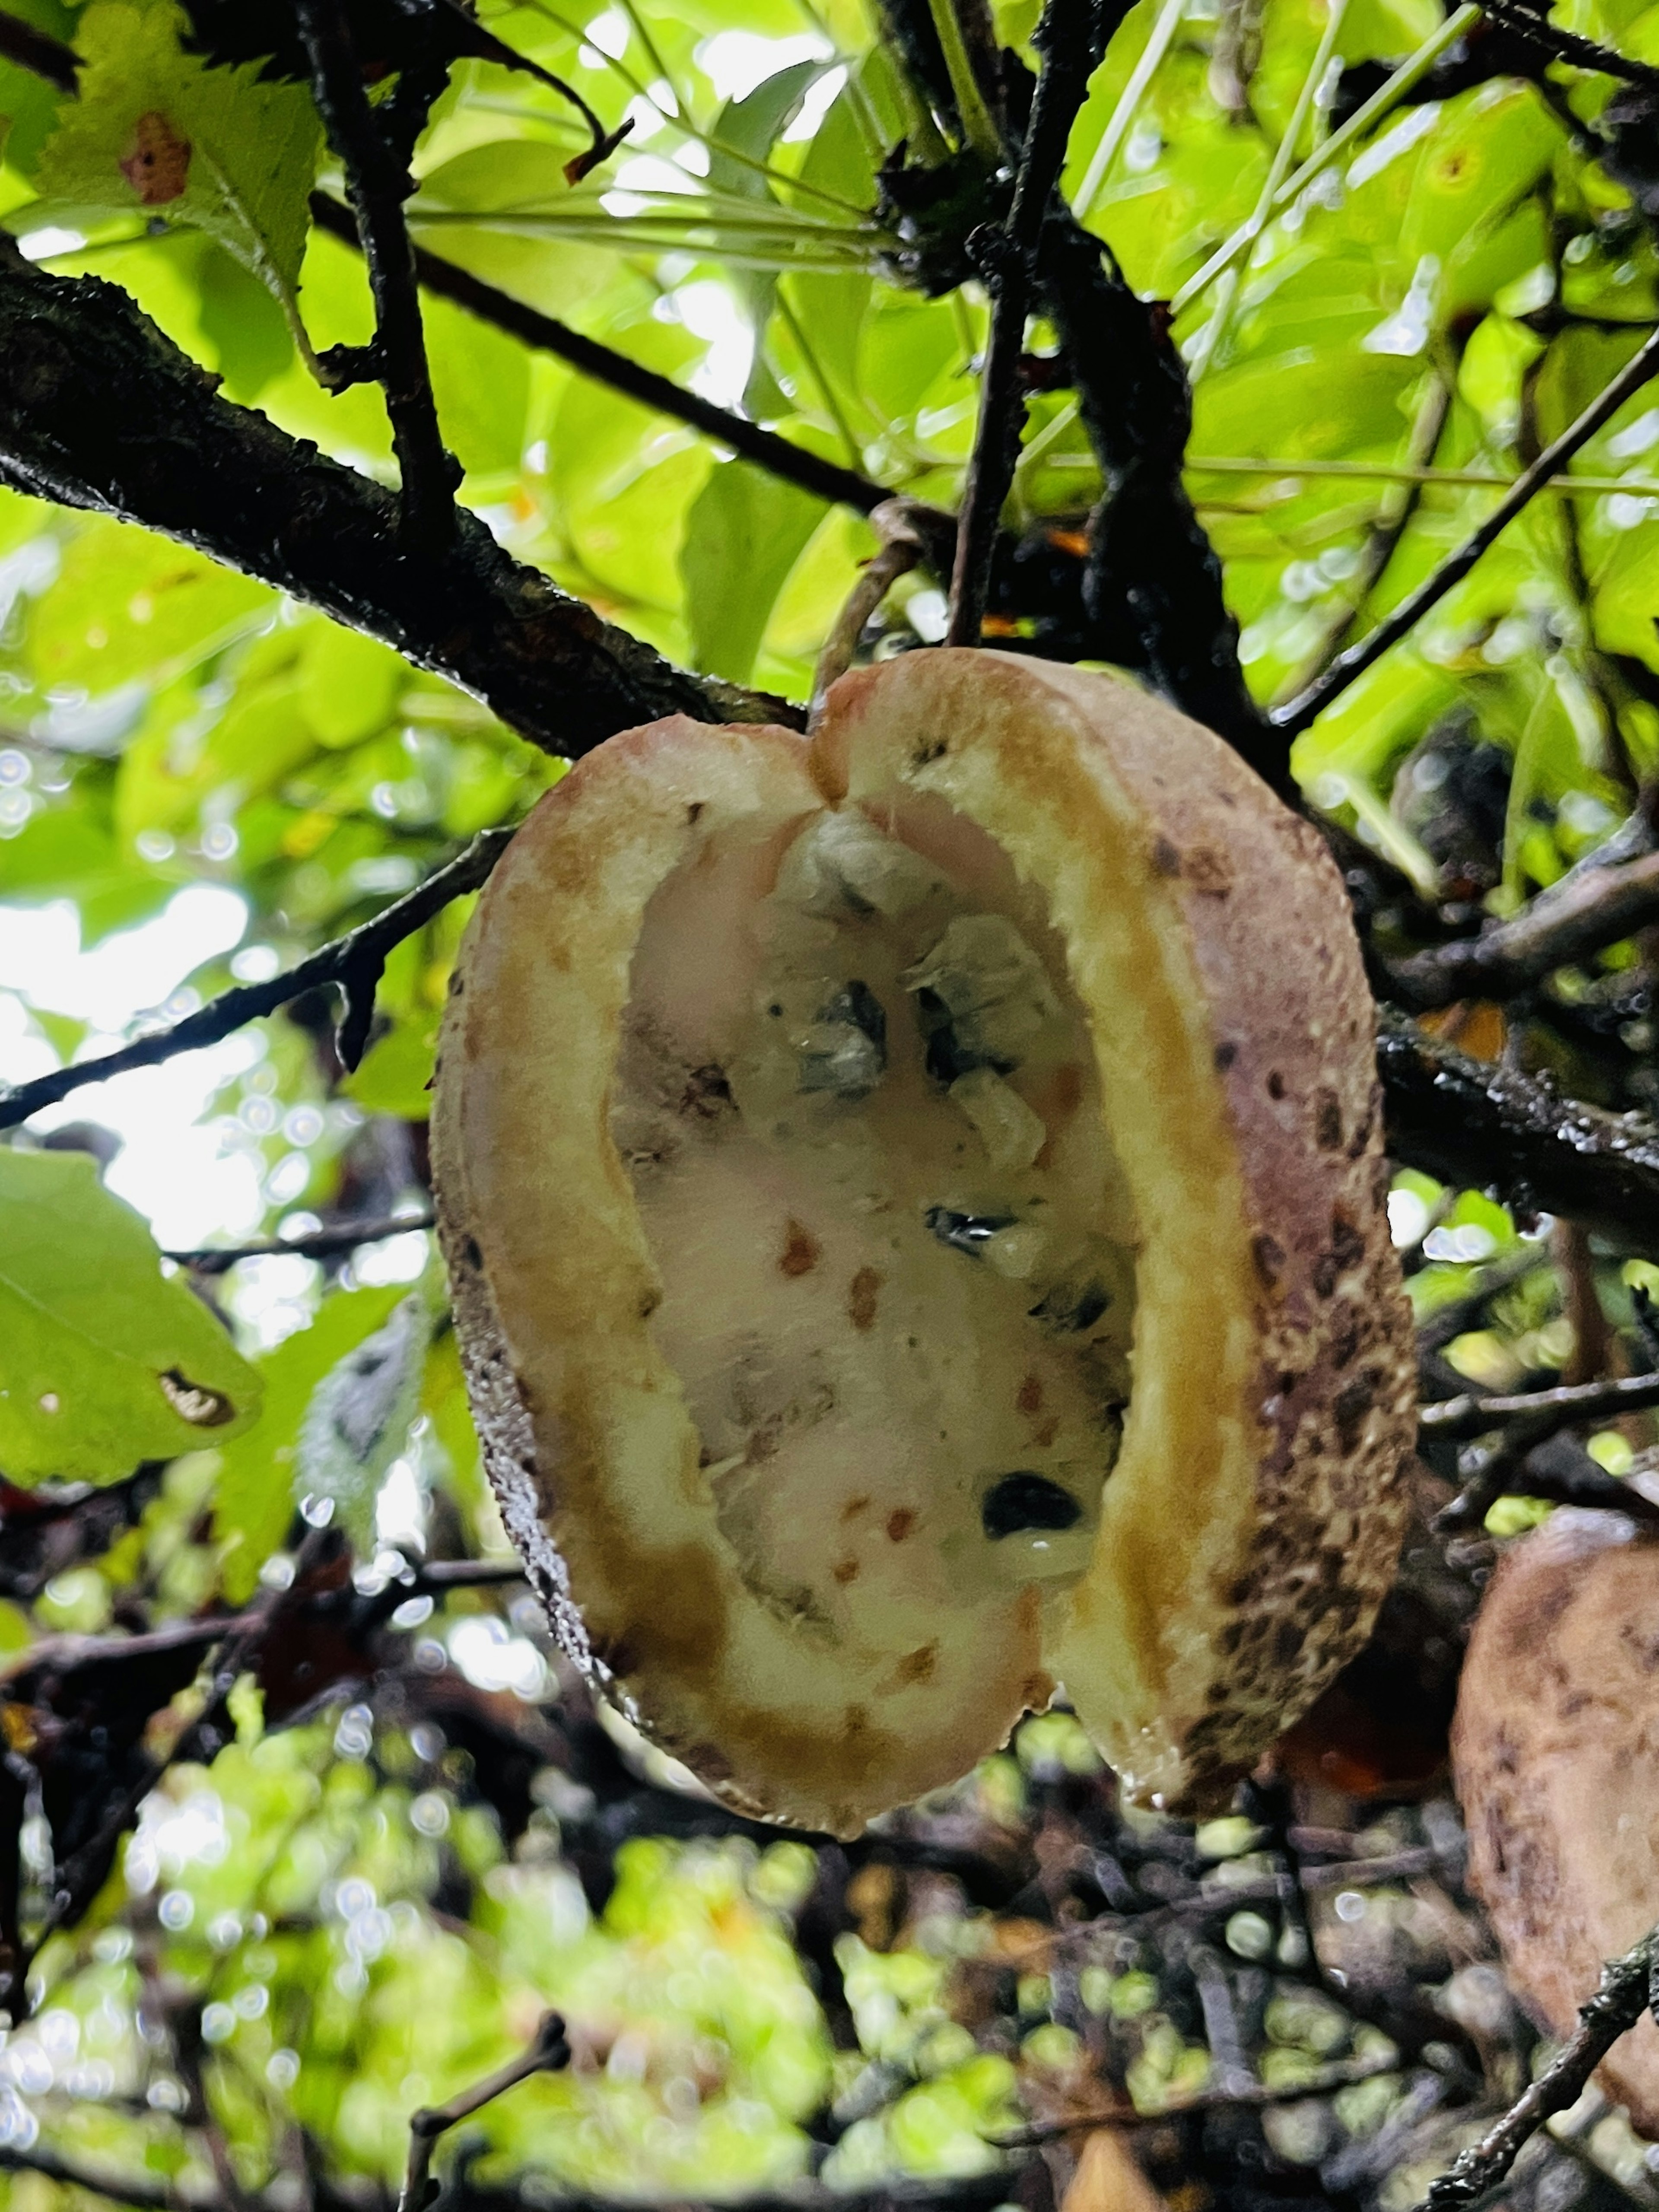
(1378, 1004, 1659, 1252)
(1037, 218, 1276, 780)
(948, 0, 1096, 645)
(0, 830, 511, 1131)
(293, 0, 456, 550)
(0, 242, 780, 754)
(1276, 324, 1659, 735)
(1386, 847, 1659, 1008)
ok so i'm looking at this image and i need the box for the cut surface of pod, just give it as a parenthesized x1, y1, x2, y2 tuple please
(433, 650, 1414, 1835)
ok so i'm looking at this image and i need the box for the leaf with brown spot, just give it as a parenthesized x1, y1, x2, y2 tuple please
(0, 1149, 260, 1486)
(119, 108, 190, 202)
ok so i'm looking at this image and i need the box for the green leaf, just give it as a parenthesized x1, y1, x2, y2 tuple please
(0, 1149, 261, 1485)
(343, 1014, 440, 1122)
(682, 461, 826, 684)
(214, 1284, 406, 1602)
(28, 516, 271, 696)
(0, 0, 78, 178)
(34, 0, 323, 336)
(295, 1294, 430, 1553)
(299, 622, 407, 750)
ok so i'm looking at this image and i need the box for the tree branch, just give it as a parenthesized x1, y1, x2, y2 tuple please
(0, 2142, 219, 2212)
(0, 829, 512, 1132)
(993, 2052, 1402, 2145)
(293, 0, 457, 551)
(1478, 0, 1659, 91)
(1421, 1367, 1659, 1441)
(0, 5, 78, 91)
(397, 2012, 570, 2212)
(164, 1211, 436, 1272)
(1274, 324, 1659, 736)
(1417, 1929, 1658, 2212)
(1036, 216, 1277, 780)
(0, 241, 782, 756)
(1432, 1430, 1659, 1531)
(1377, 1004, 1659, 1253)
(948, 0, 1096, 645)
(308, 194, 899, 522)
(1385, 847, 1659, 1008)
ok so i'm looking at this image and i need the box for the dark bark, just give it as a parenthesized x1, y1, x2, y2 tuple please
(294, 0, 458, 550)
(1036, 218, 1277, 782)
(1378, 1003, 1659, 1252)
(0, 240, 784, 755)
(948, 0, 1098, 645)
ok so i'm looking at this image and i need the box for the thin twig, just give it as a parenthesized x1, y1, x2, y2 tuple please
(0, 2142, 219, 2212)
(398, 2012, 570, 2212)
(1046, 1844, 1464, 1949)
(0, 5, 78, 90)
(11, 1526, 336, 2002)
(0, 829, 512, 1132)
(1478, 0, 1659, 91)
(293, 0, 457, 551)
(310, 194, 903, 522)
(1274, 324, 1659, 734)
(1386, 848, 1659, 1009)
(1415, 1929, 1657, 2212)
(1417, 1247, 1551, 1354)
(165, 1211, 436, 1274)
(993, 2051, 1402, 2145)
(1433, 1433, 1659, 1532)
(1420, 1366, 1659, 1442)
(947, 0, 1096, 645)
(812, 501, 928, 714)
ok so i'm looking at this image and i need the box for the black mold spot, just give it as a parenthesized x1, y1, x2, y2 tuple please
(1029, 1275, 1110, 1335)
(982, 1473, 1083, 1539)
(925, 1206, 1016, 1257)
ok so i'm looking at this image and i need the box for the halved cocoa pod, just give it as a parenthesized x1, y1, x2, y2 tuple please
(432, 649, 1414, 1836)
(1454, 1508, 1659, 2134)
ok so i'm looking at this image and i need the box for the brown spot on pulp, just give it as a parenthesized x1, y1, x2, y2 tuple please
(832, 1557, 860, 1585)
(1017, 1373, 1043, 1415)
(848, 1266, 882, 1331)
(1315, 1088, 1344, 1150)
(841, 1494, 870, 1522)
(122, 112, 191, 204)
(780, 1219, 820, 1277)
(894, 1643, 938, 1686)
(886, 1508, 917, 1542)
(1151, 835, 1181, 877)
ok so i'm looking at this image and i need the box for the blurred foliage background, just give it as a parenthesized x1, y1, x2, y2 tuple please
(6, 0, 1659, 2209)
